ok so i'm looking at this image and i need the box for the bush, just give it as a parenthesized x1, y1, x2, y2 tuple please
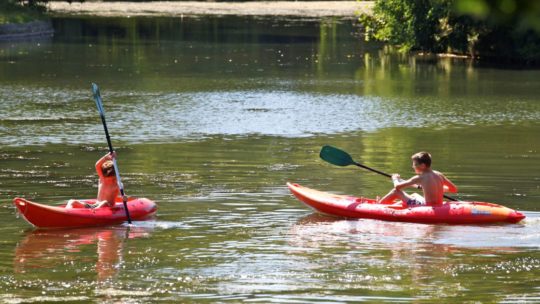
(0, 1, 46, 24)
(360, 0, 540, 64)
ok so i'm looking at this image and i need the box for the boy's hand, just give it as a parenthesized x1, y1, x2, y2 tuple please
(104, 153, 112, 160)
(104, 151, 117, 161)
(391, 174, 402, 187)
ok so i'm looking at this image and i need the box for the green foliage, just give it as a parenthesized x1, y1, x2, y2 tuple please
(360, 0, 540, 64)
(0, 1, 45, 24)
(376, 0, 443, 52)
(12, 0, 47, 10)
(0, 0, 81, 24)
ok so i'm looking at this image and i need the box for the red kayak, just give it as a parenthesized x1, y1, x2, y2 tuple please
(14, 197, 157, 228)
(287, 183, 525, 224)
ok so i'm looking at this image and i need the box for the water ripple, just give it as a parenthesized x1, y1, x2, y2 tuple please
(2, 85, 540, 146)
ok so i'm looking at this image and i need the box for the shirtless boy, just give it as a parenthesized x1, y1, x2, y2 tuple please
(66, 152, 120, 209)
(378, 152, 457, 207)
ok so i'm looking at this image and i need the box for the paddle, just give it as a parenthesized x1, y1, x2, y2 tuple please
(319, 145, 457, 201)
(91, 83, 133, 224)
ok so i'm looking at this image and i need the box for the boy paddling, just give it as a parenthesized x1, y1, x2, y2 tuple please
(378, 152, 457, 207)
(66, 152, 124, 209)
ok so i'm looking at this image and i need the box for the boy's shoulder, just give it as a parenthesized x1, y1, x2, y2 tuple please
(430, 170, 449, 180)
(419, 170, 442, 179)
(410, 174, 423, 180)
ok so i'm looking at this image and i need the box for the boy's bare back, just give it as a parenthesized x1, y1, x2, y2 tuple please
(378, 152, 457, 206)
(413, 170, 448, 205)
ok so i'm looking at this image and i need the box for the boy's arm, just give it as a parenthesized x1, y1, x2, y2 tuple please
(95, 153, 112, 178)
(441, 174, 458, 193)
(393, 174, 421, 190)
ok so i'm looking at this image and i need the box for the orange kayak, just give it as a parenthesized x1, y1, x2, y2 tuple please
(14, 197, 157, 228)
(287, 183, 525, 224)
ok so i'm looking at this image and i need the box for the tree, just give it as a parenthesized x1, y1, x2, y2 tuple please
(360, 0, 540, 64)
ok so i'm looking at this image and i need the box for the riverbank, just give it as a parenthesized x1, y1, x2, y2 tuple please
(48, 1, 374, 18)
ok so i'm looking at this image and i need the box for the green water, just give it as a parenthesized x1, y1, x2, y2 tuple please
(1, 16, 540, 302)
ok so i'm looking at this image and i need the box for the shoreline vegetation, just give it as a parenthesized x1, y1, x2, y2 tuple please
(48, 1, 373, 18)
(0, 1, 53, 40)
(0, 2, 44, 25)
(2, 0, 539, 65)
(361, 0, 540, 65)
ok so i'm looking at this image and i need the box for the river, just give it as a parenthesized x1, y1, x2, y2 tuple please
(0, 16, 539, 302)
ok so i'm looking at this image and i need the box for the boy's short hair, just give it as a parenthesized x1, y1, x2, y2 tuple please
(411, 152, 432, 167)
(102, 160, 115, 177)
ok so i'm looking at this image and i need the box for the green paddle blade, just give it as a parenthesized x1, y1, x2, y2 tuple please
(320, 145, 355, 166)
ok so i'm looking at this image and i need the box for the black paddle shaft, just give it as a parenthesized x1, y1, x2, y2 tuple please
(92, 83, 133, 223)
(97, 106, 129, 200)
(354, 162, 392, 178)
(98, 111, 115, 153)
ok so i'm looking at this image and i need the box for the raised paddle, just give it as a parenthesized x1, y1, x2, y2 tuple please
(91, 83, 133, 224)
(319, 145, 457, 201)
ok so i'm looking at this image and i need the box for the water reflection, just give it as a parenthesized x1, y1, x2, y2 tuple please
(289, 213, 540, 250)
(1, 85, 539, 147)
(14, 226, 153, 282)
(286, 213, 540, 301)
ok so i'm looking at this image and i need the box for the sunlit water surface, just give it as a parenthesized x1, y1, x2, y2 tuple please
(0, 16, 539, 303)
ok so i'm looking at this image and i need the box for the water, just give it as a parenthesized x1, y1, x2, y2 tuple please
(0, 16, 540, 302)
